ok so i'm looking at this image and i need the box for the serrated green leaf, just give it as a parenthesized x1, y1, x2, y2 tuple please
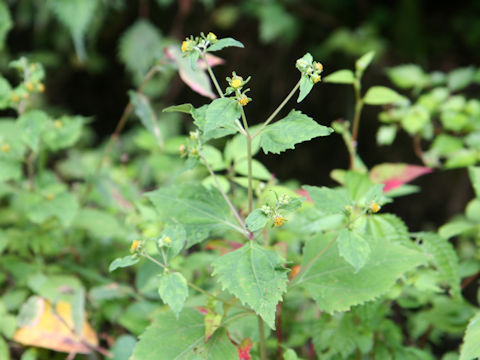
(43, 116, 84, 151)
(355, 51, 375, 73)
(418, 232, 461, 298)
(212, 243, 288, 328)
(298, 74, 314, 103)
(459, 312, 480, 360)
(337, 229, 371, 273)
(0, 2, 12, 52)
(147, 184, 244, 246)
(204, 98, 241, 139)
(129, 91, 163, 146)
(296, 230, 425, 313)
(207, 37, 244, 52)
(324, 69, 355, 84)
(303, 185, 350, 215)
(163, 103, 194, 114)
(364, 86, 407, 105)
(246, 209, 268, 232)
(109, 255, 140, 272)
(50, 0, 97, 61)
(133, 308, 237, 360)
(17, 110, 51, 153)
(118, 19, 164, 81)
(158, 272, 188, 317)
(260, 110, 333, 154)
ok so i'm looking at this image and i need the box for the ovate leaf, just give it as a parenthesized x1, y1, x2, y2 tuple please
(245, 209, 268, 232)
(147, 184, 243, 246)
(303, 185, 350, 215)
(208, 38, 244, 52)
(298, 74, 314, 103)
(204, 98, 241, 139)
(158, 272, 188, 317)
(129, 91, 163, 146)
(324, 69, 355, 84)
(133, 308, 237, 360)
(296, 231, 425, 313)
(212, 243, 288, 328)
(0, 2, 12, 51)
(386, 64, 428, 90)
(163, 103, 194, 114)
(459, 312, 480, 360)
(363, 86, 407, 105)
(109, 256, 140, 272)
(369, 163, 432, 193)
(260, 110, 333, 154)
(337, 229, 371, 273)
(355, 51, 375, 73)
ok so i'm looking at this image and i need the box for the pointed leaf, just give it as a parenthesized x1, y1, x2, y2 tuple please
(369, 163, 432, 193)
(205, 97, 241, 138)
(212, 243, 288, 328)
(0, 2, 13, 51)
(162, 223, 186, 259)
(297, 74, 314, 103)
(355, 51, 375, 73)
(296, 230, 425, 312)
(337, 229, 371, 273)
(324, 69, 355, 84)
(163, 103, 194, 114)
(204, 311, 222, 342)
(363, 86, 407, 105)
(245, 209, 269, 232)
(303, 185, 350, 215)
(260, 110, 333, 154)
(459, 312, 480, 360)
(208, 38, 244, 52)
(129, 91, 163, 145)
(133, 308, 237, 360)
(109, 255, 140, 272)
(147, 184, 243, 246)
(158, 272, 188, 317)
(17, 110, 51, 153)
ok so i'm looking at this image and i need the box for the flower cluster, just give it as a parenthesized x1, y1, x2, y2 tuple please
(261, 193, 292, 228)
(179, 130, 201, 158)
(225, 72, 252, 106)
(181, 32, 218, 54)
(295, 53, 324, 84)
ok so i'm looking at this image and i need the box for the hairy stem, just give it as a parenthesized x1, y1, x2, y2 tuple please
(252, 79, 302, 139)
(201, 52, 224, 98)
(258, 315, 267, 360)
(350, 79, 364, 169)
(240, 107, 253, 214)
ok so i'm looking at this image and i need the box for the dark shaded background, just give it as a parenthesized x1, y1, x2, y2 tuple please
(4, 0, 480, 231)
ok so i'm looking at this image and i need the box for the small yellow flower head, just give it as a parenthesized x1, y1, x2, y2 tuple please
(189, 131, 198, 140)
(11, 93, 20, 103)
(38, 83, 45, 93)
(206, 32, 217, 42)
(1, 144, 10, 153)
(54, 120, 63, 129)
(313, 75, 321, 84)
(46, 193, 55, 201)
(231, 76, 243, 89)
(190, 148, 198, 156)
(164, 236, 172, 245)
(179, 144, 186, 156)
(181, 41, 188, 53)
(130, 239, 140, 252)
(314, 62, 324, 72)
(370, 202, 381, 213)
(273, 215, 285, 227)
(25, 81, 34, 91)
(238, 96, 250, 106)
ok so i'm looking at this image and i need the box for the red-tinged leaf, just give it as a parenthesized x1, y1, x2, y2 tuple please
(369, 163, 432, 193)
(194, 306, 208, 315)
(164, 46, 224, 99)
(289, 265, 301, 280)
(237, 338, 252, 360)
(296, 188, 312, 202)
(205, 240, 243, 255)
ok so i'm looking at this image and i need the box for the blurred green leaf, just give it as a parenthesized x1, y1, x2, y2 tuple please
(364, 86, 407, 105)
(208, 37, 244, 52)
(157, 272, 188, 317)
(109, 255, 140, 272)
(324, 69, 355, 84)
(459, 312, 480, 360)
(448, 67, 475, 91)
(245, 209, 268, 232)
(337, 229, 371, 273)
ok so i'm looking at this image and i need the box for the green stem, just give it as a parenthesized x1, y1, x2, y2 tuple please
(252, 79, 302, 139)
(201, 52, 224, 98)
(240, 107, 253, 214)
(26, 150, 35, 191)
(258, 315, 267, 360)
(198, 150, 249, 237)
(350, 79, 364, 169)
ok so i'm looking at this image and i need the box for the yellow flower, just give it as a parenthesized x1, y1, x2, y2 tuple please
(179, 144, 186, 155)
(231, 77, 242, 89)
(238, 96, 250, 106)
(38, 83, 45, 93)
(25, 81, 34, 91)
(1, 144, 10, 153)
(273, 215, 285, 227)
(164, 236, 172, 245)
(313, 75, 321, 84)
(181, 41, 188, 52)
(207, 32, 217, 42)
(54, 120, 63, 129)
(370, 202, 381, 213)
(130, 240, 140, 251)
(314, 62, 323, 72)
(46, 193, 55, 201)
(11, 93, 20, 103)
